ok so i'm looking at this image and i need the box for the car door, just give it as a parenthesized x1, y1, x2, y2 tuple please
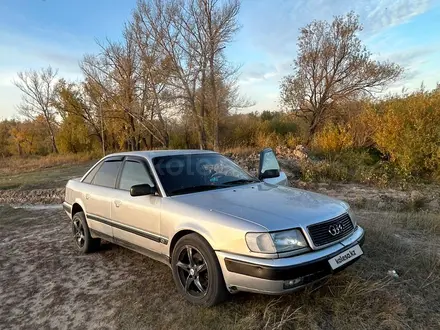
(82, 157, 123, 239)
(258, 148, 289, 186)
(110, 156, 164, 257)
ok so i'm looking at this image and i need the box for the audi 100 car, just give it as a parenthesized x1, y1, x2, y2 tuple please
(63, 148, 365, 306)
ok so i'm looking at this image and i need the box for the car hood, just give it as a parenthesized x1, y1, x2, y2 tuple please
(171, 183, 348, 231)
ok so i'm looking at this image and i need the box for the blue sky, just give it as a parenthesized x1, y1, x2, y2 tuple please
(1, 0, 439, 119)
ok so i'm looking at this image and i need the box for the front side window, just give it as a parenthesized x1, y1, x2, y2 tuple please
(92, 161, 122, 188)
(119, 160, 154, 191)
(153, 153, 258, 196)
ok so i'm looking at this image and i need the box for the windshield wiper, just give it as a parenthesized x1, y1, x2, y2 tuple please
(170, 185, 224, 196)
(221, 179, 259, 186)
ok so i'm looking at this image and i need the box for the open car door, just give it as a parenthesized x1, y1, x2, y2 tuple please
(258, 148, 288, 186)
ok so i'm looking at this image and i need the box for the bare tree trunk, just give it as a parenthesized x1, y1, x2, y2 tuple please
(99, 103, 106, 156)
(150, 108, 154, 149)
(164, 133, 169, 148)
(209, 56, 219, 151)
(200, 63, 208, 150)
(306, 113, 321, 145)
(196, 115, 207, 150)
(17, 143, 22, 156)
(47, 121, 58, 154)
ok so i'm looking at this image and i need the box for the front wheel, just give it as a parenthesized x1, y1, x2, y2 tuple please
(171, 233, 228, 306)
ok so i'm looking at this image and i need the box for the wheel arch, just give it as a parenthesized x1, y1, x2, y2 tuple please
(169, 228, 215, 258)
(71, 198, 87, 218)
(72, 203, 83, 217)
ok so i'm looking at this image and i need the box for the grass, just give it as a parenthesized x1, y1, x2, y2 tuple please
(0, 153, 97, 190)
(1, 152, 439, 328)
(387, 211, 440, 234)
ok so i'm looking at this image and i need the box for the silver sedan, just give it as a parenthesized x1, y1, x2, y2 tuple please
(63, 148, 364, 306)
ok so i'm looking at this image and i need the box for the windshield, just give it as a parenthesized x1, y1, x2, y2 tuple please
(153, 153, 259, 196)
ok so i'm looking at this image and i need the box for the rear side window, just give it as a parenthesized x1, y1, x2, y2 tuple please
(119, 161, 154, 191)
(82, 162, 102, 184)
(92, 161, 122, 188)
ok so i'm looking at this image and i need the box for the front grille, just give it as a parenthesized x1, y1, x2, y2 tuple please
(307, 213, 354, 247)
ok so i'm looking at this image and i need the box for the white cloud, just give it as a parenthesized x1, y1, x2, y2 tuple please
(365, 0, 431, 34)
(238, 62, 280, 85)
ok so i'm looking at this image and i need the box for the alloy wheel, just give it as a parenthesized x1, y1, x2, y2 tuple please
(72, 218, 85, 248)
(176, 245, 209, 298)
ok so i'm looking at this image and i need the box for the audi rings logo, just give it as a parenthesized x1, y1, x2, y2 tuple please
(328, 223, 343, 236)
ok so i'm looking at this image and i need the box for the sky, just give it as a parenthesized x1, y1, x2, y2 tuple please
(1, 0, 439, 119)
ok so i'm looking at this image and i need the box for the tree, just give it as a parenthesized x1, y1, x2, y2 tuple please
(53, 79, 107, 155)
(280, 12, 403, 142)
(8, 117, 49, 156)
(13, 66, 60, 153)
(193, 0, 241, 150)
(0, 120, 14, 157)
(133, 0, 241, 150)
(129, 17, 175, 148)
(80, 25, 172, 151)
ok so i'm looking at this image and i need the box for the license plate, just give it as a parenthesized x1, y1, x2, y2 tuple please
(328, 245, 363, 270)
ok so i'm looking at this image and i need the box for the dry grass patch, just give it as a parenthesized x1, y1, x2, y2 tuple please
(0, 154, 97, 190)
(388, 211, 440, 234)
(0, 153, 96, 175)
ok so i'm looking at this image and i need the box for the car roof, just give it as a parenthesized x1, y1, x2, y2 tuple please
(105, 149, 217, 161)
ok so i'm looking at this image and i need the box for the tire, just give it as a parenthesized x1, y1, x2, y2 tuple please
(171, 233, 228, 306)
(71, 211, 100, 253)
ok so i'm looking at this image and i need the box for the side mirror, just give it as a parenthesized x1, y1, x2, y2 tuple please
(130, 183, 156, 197)
(258, 148, 280, 180)
(260, 168, 280, 179)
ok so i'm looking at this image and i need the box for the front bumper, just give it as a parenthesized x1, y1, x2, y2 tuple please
(216, 226, 365, 294)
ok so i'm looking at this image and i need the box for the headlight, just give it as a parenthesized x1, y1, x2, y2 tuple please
(340, 201, 356, 227)
(246, 229, 308, 254)
(271, 229, 308, 252)
(245, 232, 276, 253)
(347, 207, 357, 227)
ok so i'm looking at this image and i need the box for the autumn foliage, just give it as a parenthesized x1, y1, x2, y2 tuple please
(371, 88, 440, 178)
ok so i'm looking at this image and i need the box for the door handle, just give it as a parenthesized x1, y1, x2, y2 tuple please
(114, 200, 122, 208)
(85, 194, 90, 200)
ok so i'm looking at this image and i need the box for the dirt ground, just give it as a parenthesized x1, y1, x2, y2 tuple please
(1, 204, 439, 330)
(1, 157, 440, 329)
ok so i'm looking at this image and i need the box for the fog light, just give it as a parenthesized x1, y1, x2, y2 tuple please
(283, 277, 303, 289)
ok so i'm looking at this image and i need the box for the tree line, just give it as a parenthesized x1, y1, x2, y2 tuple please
(5, 0, 245, 156)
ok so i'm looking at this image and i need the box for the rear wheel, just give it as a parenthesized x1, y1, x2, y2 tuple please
(72, 211, 100, 253)
(171, 233, 228, 306)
